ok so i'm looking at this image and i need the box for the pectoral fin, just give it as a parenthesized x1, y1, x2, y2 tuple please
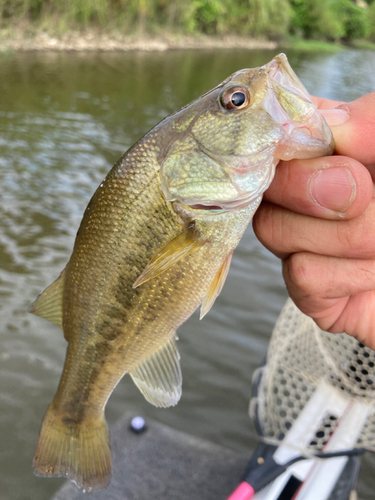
(130, 335, 182, 408)
(133, 224, 205, 288)
(200, 253, 233, 319)
(29, 270, 65, 331)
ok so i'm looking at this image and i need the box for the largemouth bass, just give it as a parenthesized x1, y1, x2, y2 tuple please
(30, 54, 333, 491)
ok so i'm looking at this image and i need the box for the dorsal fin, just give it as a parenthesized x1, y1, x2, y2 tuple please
(29, 270, 65, 331)
(129, 335, 182, 408)
(200, 252, 233, 319)
(133, 224, 205, 289)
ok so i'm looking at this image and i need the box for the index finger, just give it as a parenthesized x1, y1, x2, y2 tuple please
(311, 95, 345, 109)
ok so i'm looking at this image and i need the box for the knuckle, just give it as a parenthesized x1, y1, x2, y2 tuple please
(284, 252, 317, 298)
(253, 203, 280, 247)
(337, 203, 375, 257)
(356, 261, 375, 289)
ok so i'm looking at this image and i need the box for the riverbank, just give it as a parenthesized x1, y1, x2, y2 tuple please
(0, 28, 279, 52)
(1, 27, 368, 54)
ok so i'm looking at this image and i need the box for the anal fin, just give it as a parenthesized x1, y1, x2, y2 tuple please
(29, 270, 65, 331)
(130, 335, 182, 408)
(133, 223, 205, 288)
(200, 252, 233, 319)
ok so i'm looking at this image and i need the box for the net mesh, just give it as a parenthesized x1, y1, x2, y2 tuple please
(250, 299, 375, 451)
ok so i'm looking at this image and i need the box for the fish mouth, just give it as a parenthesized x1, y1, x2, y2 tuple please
(188, 204, 224, 211)
(263, 54, 334, 159)
(265, 53, 311, 102)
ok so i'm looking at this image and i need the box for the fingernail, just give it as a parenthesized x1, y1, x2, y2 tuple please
(320, 107, 349, 126)
(310, 167, 356, 213)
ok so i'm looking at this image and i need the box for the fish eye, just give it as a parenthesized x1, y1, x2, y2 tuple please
(219, 85, 250, 111)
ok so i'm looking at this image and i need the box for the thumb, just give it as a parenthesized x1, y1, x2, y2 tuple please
(320, 92, 375, 167)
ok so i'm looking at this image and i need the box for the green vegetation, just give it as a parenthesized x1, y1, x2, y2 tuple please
(369, 0, 375, 40)
(0, 0, 374, 45)
(351, 38, 375, 48)
(291, 0, 370, 41)
(285, 38, 344, 52)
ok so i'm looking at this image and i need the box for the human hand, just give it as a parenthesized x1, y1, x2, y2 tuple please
(253, 93, 375, 349)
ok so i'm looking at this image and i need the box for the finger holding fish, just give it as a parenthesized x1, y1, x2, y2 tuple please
(327, 93, 375, 167)
(259, 155, 372, 220)
(254, 91, 375, 350)
(256, 177, 375, 349)
(283, 252, 375, 350)
(254, 196, 375, 261)
(311, 95, 344, 110)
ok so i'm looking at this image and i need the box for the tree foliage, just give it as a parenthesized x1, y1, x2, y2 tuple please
(291, 0, 369, 40)
(369, 0, 375, 40)
(0, 0, 372, 42)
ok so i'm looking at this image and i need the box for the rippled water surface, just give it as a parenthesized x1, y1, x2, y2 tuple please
(1, 48, 375, 500)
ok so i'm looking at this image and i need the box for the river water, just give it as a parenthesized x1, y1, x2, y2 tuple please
(1, 47, 375, 500)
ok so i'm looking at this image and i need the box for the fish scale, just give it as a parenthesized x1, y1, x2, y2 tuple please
(30, 54, 334, 492)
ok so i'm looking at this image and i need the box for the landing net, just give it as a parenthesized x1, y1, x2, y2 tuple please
(250, 298, 375, 452)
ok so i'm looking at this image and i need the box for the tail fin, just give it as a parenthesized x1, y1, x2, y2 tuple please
(33, 404, 112, 492)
